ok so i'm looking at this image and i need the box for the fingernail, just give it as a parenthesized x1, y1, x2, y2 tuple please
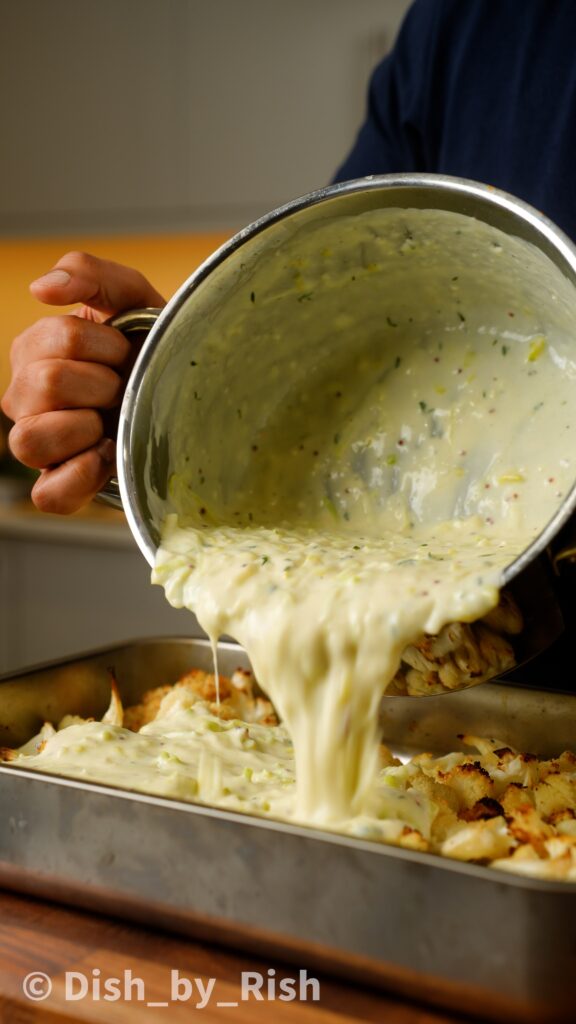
(31, 268, 72, 288)
(95, 438, 116, 465)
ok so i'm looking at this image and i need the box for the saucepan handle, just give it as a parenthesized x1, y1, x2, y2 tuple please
(97, 307, 163, 509)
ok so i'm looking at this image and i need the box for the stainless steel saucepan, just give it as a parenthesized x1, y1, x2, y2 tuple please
(99, 174, 576, 693)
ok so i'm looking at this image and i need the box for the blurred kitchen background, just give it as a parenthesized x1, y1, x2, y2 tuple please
(0, 0, 411, 673)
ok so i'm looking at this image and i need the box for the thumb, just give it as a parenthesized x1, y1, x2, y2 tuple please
(29, 251, 165, 318)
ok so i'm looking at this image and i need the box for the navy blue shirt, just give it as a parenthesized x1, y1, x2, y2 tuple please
(334, 0, 576, 240)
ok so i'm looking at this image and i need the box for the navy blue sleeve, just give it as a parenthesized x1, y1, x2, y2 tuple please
(332, 0, 576, 241)
(333, 1, 439, 182)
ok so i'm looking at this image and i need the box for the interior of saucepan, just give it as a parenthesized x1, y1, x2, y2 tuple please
(128, 183, 576, 572)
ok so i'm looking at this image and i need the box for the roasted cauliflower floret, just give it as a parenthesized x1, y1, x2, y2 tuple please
(397, 826, 429, 852)
(390, 592, 521, 696)
(123, 667, 277, 731)
(505, 804, 553, 854)
(499, 782, 535, 815)
(441, 817, 514, 862)
(460, 797, 505, 822)
(533, 774, 576, 820)
(435, 761, 494, 810)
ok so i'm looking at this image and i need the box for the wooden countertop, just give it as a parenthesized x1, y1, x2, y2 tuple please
(0, 232, 230, 398)
(0, 888, 466, 1023)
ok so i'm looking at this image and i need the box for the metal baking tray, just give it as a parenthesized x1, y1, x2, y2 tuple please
(1, 637, 575, 1023)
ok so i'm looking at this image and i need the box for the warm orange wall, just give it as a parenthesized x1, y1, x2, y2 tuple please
(0, 233, 230, 400)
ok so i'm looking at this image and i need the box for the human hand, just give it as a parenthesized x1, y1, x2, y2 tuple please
(1, 252, 165, 514)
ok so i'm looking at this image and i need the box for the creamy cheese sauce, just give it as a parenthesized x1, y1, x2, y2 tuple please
(149, 208, 576, 829)
(154, 520, 513, 823)
(10, 684, 433, 843)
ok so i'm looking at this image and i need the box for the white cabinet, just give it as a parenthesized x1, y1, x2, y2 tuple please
(1, 0, 411, 235)
(0, 515, 201, 675)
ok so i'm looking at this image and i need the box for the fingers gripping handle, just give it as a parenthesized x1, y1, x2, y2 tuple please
(97, 307, 162, 508)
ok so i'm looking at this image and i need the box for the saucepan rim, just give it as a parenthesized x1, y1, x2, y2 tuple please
(116, 173, 576, 581)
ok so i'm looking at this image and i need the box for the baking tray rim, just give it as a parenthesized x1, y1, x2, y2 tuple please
(3, 758, 575, 894)
(2, 633, 576, 893)
(2, 633, 576, 698)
